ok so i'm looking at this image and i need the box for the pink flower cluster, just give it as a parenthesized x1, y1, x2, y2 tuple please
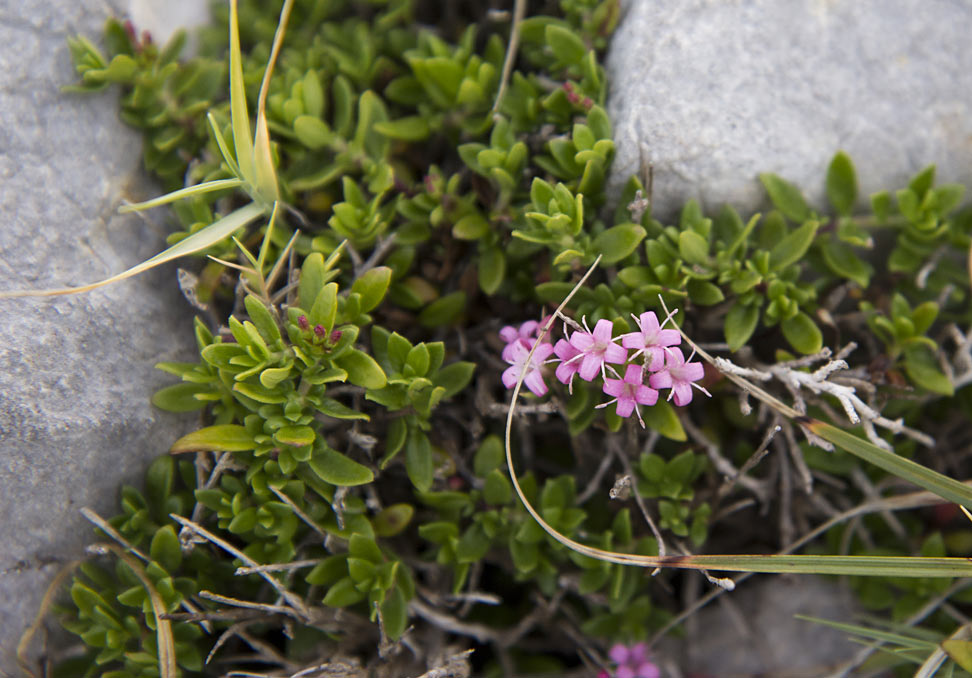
(500, 311, 709, 426)
(597, 643, 660, 678)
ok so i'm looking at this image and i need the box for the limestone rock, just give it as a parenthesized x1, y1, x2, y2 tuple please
(0, 1, 205, 671)
(606, 0, 972, 220)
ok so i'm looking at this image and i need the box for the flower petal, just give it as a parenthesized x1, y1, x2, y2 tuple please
(621, 332, 645, 349)
(501, 366, 519, 389)
(570, 332, 594, 351)
(649, 370, 672, 390)
(499, 326, 518, 343)
(604, 343, 628, 364)
(602, 378, 625, 397)
(615, 397, 636, 418)
(592, 318, 615, 343)
(657, 328, 681, 346)
(609, 644, 630, 664)
(680, 361, 705, 382)
(554, 338, 579, 360)
(579, 353, 601, 381)
(623, 364, 643, 384)
(635, 385, 658, 406)
(524, 370, 548, 397)
(672, 381, 693, 406)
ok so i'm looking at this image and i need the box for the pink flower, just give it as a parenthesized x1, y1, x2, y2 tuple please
(501, 340, 554, 397)
(607, 643, 659, 678)
(568, 318, 627, 381)
(553, 338, 582, 392)
(648, 347, 709, 406)
(499, 318, 551, 361)
(598, 364, 658, 426)
(621, 311, 681, 371)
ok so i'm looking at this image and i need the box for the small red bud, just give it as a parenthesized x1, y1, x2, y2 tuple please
(297, 315, 309, 330)
(447, 476, 465, 490)
(329, 329, 342, 344)
(314, 324, 326, 338)
(582, 97, 593, 109)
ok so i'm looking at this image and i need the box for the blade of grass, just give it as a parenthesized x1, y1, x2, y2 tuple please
(0, 202, 265, 298)
(207, 112, 242, 178)
(250, 0, 293, 202)
(228, 0, 254, 187)
(806, 420, 972, 510)
(795, 615, 939, 651)
(118, 178, 243, 213)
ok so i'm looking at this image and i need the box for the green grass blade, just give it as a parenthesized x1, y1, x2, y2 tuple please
(807, 420, 972, 510)
(0, 202, 266, 298)
(207, 112, 242, 178)
(652, 554, 972, 577)
(118, 178, 243, 213)
(795, 615, 939, 651)
(229, 0, 254, 187)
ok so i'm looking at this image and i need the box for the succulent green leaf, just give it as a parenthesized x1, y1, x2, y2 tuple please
(769, 220, 818, 270)
(903, 345, 954, 396)
(170, 425, 256, 453)
(826, 151, 857, 215)
(323, 577, 366, 607)
(760, 173, 810, 222)
(781, 312, 823, 355)
(642, 399, 687, 441)
(380, 587, 408, 640)
(274, 426, 316, 447)
(434, 361, 476, 399)
(593, 223, 647, 264)
(678, 230, 710, 265)
(419, 291, 466, 327)
(373, 116, 430, 141)
(309, 446, 374, 486)
(351, 266, 392, 313)
(545, 24, 586, 65)
(151, 383, 209, 412)
(725, 302, 760, 351)
(293, 115, 333, 149)
(685, 279, 724, 306)
(338, 349, 387, 389)
(452, 214, 490, 240)
(820, 238, 873, 287)
(373, 504, 414, 537)
(478, 246, 505, 295)
(405, 431, 433, 493)
(149, 525, 182, 573)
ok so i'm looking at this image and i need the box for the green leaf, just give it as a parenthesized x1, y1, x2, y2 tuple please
(293, 115, 333, 150)
(170, 425, 255, 453)
(373, 116, 430, 141)
(337, 349, 387, 389)
(685, 279, 724, 306)
(456, 523, 491, 563)
(769, 220, 819, 270)
(483, 469, 512, 505)
(826, 151, 857, 215)
(642, 399, 686, 441)
(434, 362, 476, 399)
(820, 239, 872, 287)
(151, 383, 208, 412)
(760, 173, 810, 222)
(478, 246, 505, 295)
(908, 165, 936, 200)
(119, 178, 244, 213)
(274, 426, 316, 447)
(593, 223, 647, 264)
(351, 266, 392, 313)
(373, 504, 414, 537)
(545, 24, 586, 65)
(323, 577, 366, 607)
(405, 431, 433, 493)
(310, 282, 338, 332)
(678, 230, 710, 265)
(317, 398, 369, 421)
(474, 435, 505, 477)
(309, 447, 374, 486)
(725, 302, 760, 351)
(380, 587, 408, 640)
(418, 291, 466, 327)
(781, 312, 823, 354)
(149, 525, 182, 573)
(452, 214, 490, 240)
(871, 191, 891, 222)
(903, 345, 954, 396)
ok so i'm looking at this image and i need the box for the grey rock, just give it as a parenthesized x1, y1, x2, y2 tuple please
(606, 0, 972, 221)
(657, 574, 861, 676)
(0, 2, 206, 673)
